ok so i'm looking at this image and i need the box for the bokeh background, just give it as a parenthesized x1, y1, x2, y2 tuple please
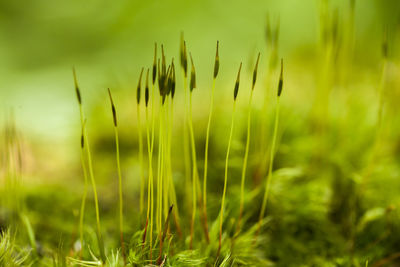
(1, 0, 400, 265)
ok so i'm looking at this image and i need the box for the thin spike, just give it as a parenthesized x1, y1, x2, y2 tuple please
(145, 69, 150, 107)
(107, 88, 117, 127)
(234, 63, 242, 100)
(213, 41, 220, 79)
(252, 53, 261, 90)
(153, 43, 157, 85)
(137, 68, 144, 105)
(189, 53, 196, 92)
(72, 67, 82, 105)
(277, 59, 283, 97)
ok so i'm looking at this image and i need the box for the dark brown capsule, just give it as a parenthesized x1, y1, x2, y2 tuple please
(252, 53, 261, 90)
(213, 41, 220, 79)
(233, 63, 242, 100)
(161, 44, 166, 76)
(145, 68, 150, 107)
(165, 65, 172, 97)
(137, 68, 144, 105)
(72, 67, 82, 105)
(152, 43, 157, 85)
(171, 60, 176, 99)
(158, 59, 163, 96)
(189, 53, 196, 92)
(81, 133, 84, 148)
(277, 59, 283, 97)
(180, 34, 188, 77)
(107, 88, 117, 127)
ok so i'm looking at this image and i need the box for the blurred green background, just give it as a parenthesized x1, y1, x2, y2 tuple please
(1, 0, 399, 180)
(1, 0, 400, 264)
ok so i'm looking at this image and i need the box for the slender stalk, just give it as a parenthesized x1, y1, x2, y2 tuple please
(73, 69, 105, 262)
(218, 63, 242, 256)
(218, 101, 236, 256)
(156, 98, 165, 242)
(256, 98, 279, 236)
(256, 59, 283, 240)
(237, 89, 253, 233)
(78, 122, 88, 258)
(83, 111, 105, 262)
(202, 79, 215, 244)
(138, 104, 144, 220)
(163, 98, 170, 220)
(203, 79, 215, 205)
(188, 92, 199, 249)
(202, 41, 219, 244)
(182, 70, 192, 217)
(149, 81, 156, 260)
(107, 88, 125, 264)
(167, 97, 182, 236)
(143, 69, 153, 251)
(136, 68, 145, 224)
(149, 44, 157, 260)
(237, 53, 259, 235)
(143, 105, 151, 249)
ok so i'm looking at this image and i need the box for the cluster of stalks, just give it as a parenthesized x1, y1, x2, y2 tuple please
(72, 35, 285, 264)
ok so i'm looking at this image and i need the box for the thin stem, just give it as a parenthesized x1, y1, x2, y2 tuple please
(167, 99, 182, 236)
(182, 75, 192, 214)
(138, 105, 144, 221)
(188, 92, 200, 249)
(143, 105, 152, 250)
(256, 97, 280, 239)
(237, 89, 254, 234)
(156, 98, 165, 243)
(78, 123, 88, 258)
(80, 105, 106, 263)
(149, 83, 156, 260)
(218, 101, 236, 255)
(163, 98, 170, 220)
(113, 124, 125, 264)
(203, 79, 216, 233)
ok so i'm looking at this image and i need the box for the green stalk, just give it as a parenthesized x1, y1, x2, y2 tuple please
(84, 103, 105, 263)
(143, 68, 152, 250)
(167, 97, 182, 236)
(203, 79, 215, 206)
(256, 98, 279, 236)
(187, 52, 202, 249)
(218, 101, 236, 256)
(180, 37, 192, 217)
(156, 98, 165, 240)
(73, 69, 105, 262)
(237, 90, 253, 233)
(147, 80, 156, 260)
(163, 98, 170, 220)
(107, 88, 125, 264)
(202, 42, 219, 244)
(149, 45, 157, 259)
(138, 104, 144, 220)
(188, 91, 199, 249)
(237, 53, 259, 235)
(137, 68, 145, 223)
(218, 62, 241, 256)
(202, 78, 215, 244)
(78, 122, 88, 258)
(256, 59, 283, 240)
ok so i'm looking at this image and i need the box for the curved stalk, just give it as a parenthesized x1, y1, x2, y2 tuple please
(218, 101, 236, 255)
(256, 98, 280, 238)
(237, 89, 254, 234)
